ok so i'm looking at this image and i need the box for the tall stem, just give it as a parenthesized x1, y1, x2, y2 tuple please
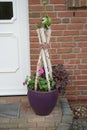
(42, 0, 48, 16)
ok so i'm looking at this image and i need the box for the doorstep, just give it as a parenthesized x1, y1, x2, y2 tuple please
(0, 96, 61, 130)
(0, 96, 73, 130)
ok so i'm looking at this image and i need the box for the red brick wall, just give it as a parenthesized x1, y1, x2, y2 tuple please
(28, 0, 87, 104)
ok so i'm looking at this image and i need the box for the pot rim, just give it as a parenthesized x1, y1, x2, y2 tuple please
(27, 88, 58, 94)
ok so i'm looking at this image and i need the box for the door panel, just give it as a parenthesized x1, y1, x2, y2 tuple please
(0, 0, 30, 95)
(0, 34, 19, 72)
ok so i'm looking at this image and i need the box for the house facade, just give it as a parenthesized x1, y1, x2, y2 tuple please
(29, 0, 87, 105)
(0, 0, 87, 105)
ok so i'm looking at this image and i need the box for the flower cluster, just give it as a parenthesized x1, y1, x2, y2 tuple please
(23, 68, 56, 92)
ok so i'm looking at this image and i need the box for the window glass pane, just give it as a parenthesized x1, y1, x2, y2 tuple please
(0, 2, 13, 20)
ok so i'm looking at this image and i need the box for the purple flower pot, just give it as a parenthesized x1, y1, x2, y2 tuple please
(27, 88, 58, 116)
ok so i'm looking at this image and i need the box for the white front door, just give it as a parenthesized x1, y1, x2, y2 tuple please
(0, 0, 30, 95)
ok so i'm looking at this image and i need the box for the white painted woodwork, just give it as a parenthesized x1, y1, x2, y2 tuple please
(0, 0, 30, 95)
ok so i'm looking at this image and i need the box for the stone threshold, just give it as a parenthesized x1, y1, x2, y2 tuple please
(57, 98, 73, 130)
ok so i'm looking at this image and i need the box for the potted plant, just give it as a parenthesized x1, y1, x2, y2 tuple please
(23, 64, 70, 115)
(23, 0, 70, 116)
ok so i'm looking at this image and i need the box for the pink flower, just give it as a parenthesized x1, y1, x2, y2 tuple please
(38, 68, 44, 74)
(23, 81, 27, 86)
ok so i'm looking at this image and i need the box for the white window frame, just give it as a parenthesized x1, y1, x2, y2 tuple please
(0, 0, 16, 23)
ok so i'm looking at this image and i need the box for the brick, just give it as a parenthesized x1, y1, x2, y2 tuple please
(30, 49, 40, 54)
(30, 37, 39, 42)
(51, 59, 64, 64)
(52, 25, 66, 30)
(52, 30, 62, 36)
(78, 42, 87, 47)
(70, 75, 76, 80)
(77, 86, 87, 90)
(74, 81, 87, 86)
(29, 18, 40, 24)
(30, 55, 39, 59)
(29, 13, 40, 18)
(71, 18, 86, 23)
(9, 118, 27, 123)
(81, 59, 87, 64)
(61, 43, 75, 47)
(78, 65, 87, 69)
(64, 31, 79, 36)
(51, 43, 60, 48)
(31, 60, 38, 65)
(19, 122, 37, 128)
(30, 31, 37, 37)
(72, 48, 81, 53)
(80, 31, 87, 35)
(58, 36, 73, 42)
(66, 96, 78, 101)
(54, 5, 65, 11)
(50, 54, 60, 59)
(30, 43, 39, 48)
(58, 12, 73, 17)
(29, 0, 40, 4)
(62, 18, 70, 23)
(68, 24, 83, 30)
(31, 66, 37, 71)
(37, 121, 55, 127)
(77, 75, 87, 80)
(0, 119, 10, 123)
(49, 49, 57, 54)
(29, 25, 36, 31)
(42, 12, 56, 17)
(50, 37, 57, 42)
(29, 5, 44, 11)
(45, 5, 54, 11)
(85, 24, 87, 29)
(2, 97, 21, 102)
(77, 54, 87, 58)
(52, 18, 61, 24)
(66, 91, 81, 95)
(74, 36, 87, 41)
(81, 0, 86, 6)
(78, 96, 87, 100)
(81, 70, 87, 74)
(62, 54, 76, 59)
(82, 91, 87, 95)
(29, 117, 45, 122)
(50, 0, 65, 4)
(0, 123, 18, 129)
(75, 12, 87, 17)
(66, 86, 77, 91)
(57, 47, 72, 53)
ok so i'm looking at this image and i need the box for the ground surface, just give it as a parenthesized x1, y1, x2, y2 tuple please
(0, 96, 62, 130)
(70, 105, 87, 130)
